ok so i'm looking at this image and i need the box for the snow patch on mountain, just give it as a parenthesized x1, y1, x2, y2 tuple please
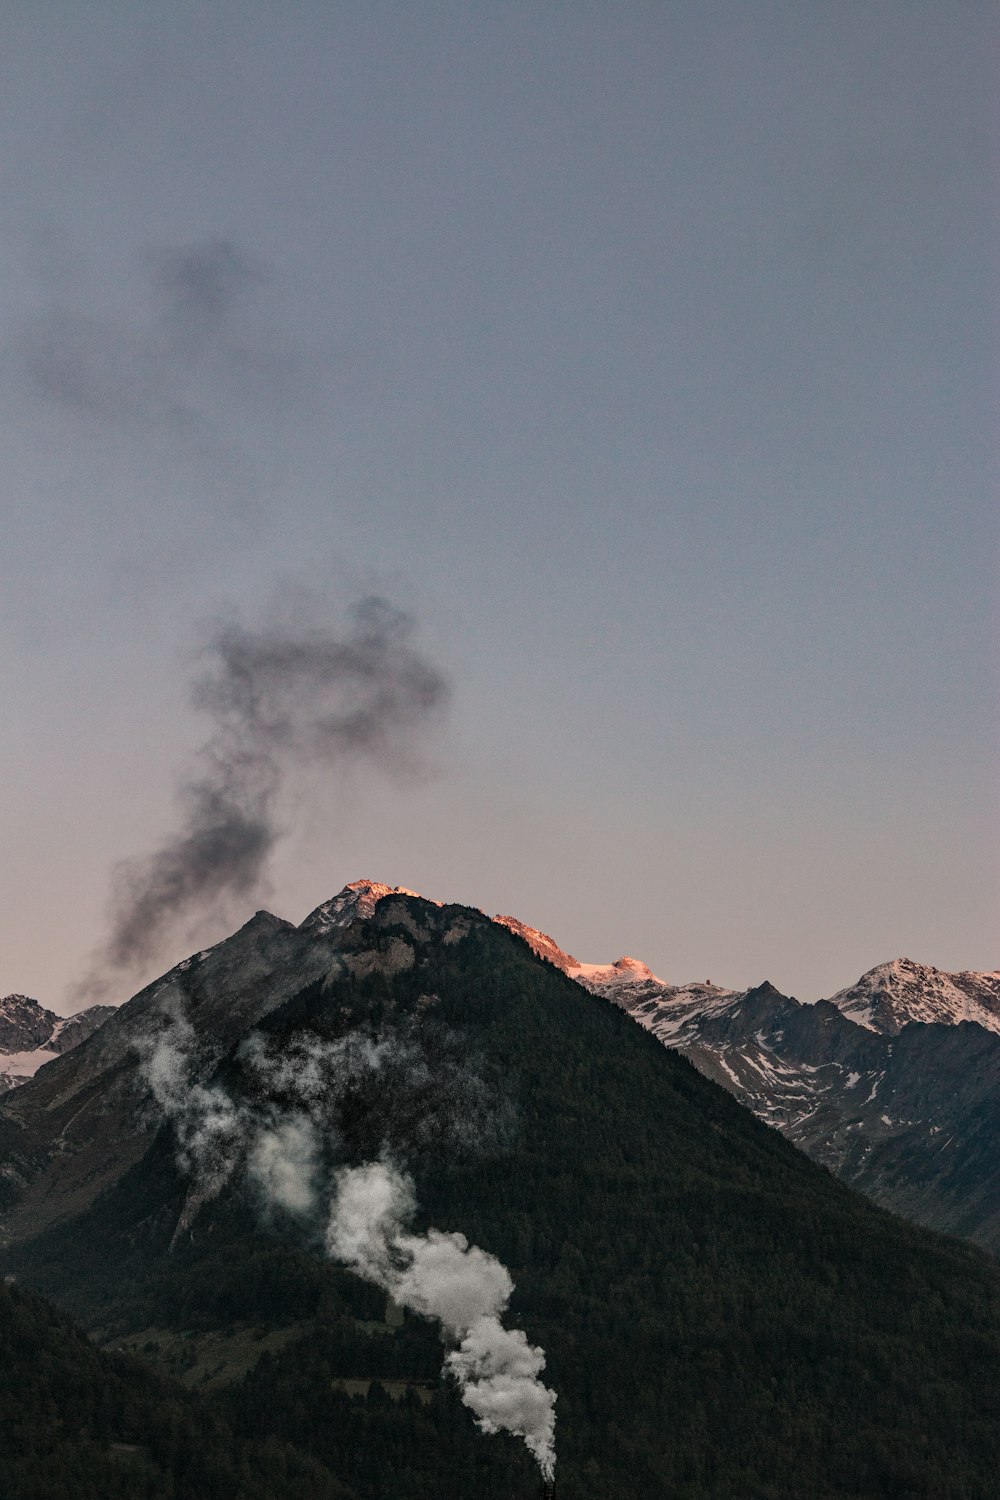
(826, 958, 1000, 1036)
(0, 993, 117, 1092)
(492, 916, 669, 995)
(569, 955, 663, 987)
(0, 1045, 65, 1086)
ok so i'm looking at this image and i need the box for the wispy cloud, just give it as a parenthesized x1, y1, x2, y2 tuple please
(14, 238, 284, 436)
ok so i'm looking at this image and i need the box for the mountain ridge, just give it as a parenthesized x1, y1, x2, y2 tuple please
(3, 882, 1000, 1499)
(827, 957, 1000, 1035)
(492, 912, 1000, 1252)
(341, 888, 1000, 1252)
(4, 880, 997, 1252)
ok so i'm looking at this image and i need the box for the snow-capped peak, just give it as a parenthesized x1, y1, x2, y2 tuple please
(492, 919, 668, 988)
(826, 958, 1000, 1037)
(569, 955, 665, 987)
(299, 879, 427, 935)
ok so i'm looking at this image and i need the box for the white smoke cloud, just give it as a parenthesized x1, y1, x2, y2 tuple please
(326, 1160, 557, 1481)
(140, 1005, 246, 1202)
(138, 1010, 447, 1217)
(247, 1114, 320, 1217)
(240, 1028, 415, 1107)
(137, 1010, 557, 1479)
(397, 1228, 513, 1339)
(140, 1001, 197, 1114)
(447, 1319, 557, 1476)
(138, 1010, 322, 1226)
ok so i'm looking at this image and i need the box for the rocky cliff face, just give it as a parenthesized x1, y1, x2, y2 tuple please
(0, 995, 59, 1054)
(0, 884, 476, 1246)
(0, 907, 352, 1241)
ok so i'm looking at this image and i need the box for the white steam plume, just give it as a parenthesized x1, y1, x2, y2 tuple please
(138, 1012, 557, 1478)
(140, 1004, 248, 1205)
(247, 1114, 320, 1217)
(326, 1159, 557, 1481)
(138, 1009, 464, 1219)
(138, 1008, 322, 1231)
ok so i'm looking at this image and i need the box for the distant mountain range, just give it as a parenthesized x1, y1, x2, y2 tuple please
(0, 992, 115, 1091)
(2, 879, 998, 1499)
(5, 883, 998, 1252)
(497, 916, 1000, 1253)
(828, 957, 1000, 1034)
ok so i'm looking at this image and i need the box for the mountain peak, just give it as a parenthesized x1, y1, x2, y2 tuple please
(827, 958, 1000, 1036)
(1, 993, 57, 1053)
(568, 954, 666, 988)
(744, 980, 788, 1001)
(299, 879, 427, 935)
(611, 955, 657, 978)
(1, 993, 116, 1092)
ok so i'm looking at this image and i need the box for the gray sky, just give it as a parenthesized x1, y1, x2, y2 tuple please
(2, 1, 996, 1009)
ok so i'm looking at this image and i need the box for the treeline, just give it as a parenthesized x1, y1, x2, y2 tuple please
(4, 906, 1000, 1497)
(0, 1276, 350, 1499)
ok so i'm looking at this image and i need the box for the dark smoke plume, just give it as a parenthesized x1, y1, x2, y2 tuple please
(93, 596, 448, 987)
(151, 241, 259, 340)
(17, 238, 268, 432)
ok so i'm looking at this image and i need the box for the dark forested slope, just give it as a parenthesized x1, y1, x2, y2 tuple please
(3, 897, 999, 1500)
(0, 1275, 351, 1500)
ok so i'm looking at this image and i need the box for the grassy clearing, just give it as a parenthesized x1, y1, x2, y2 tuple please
(104, 1320, 310, 1389)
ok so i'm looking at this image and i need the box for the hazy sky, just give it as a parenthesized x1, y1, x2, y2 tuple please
(2, 2, 996, 1009)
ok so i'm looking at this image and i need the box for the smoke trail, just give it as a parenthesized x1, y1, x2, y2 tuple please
(239, 1022, 515, 1164)
(150, 241, 260, 356)
(93, 595, 448, 988)
(138, 1009, 322, 1238)
(137, 1009, 556, 1478)
(247, 1114, 321, 1218)
(327, 1160, 557, 1481)
(139, 1003, 249, 1211)
(137, 1004, 509, 1224)
(17, 238, 270, 434)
